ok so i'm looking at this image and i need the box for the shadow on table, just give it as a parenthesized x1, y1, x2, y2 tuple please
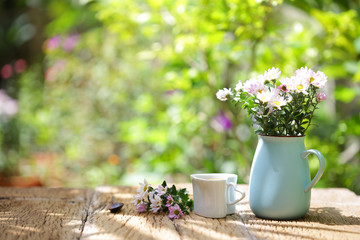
(235, 207, 360, 239)
(300, 207, 360, 226)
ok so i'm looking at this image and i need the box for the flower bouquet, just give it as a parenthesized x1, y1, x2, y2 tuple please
(133, 179, 193, 219)
(216, 67, 327, 136)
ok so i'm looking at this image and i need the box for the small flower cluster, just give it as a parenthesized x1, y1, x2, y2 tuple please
(133, 179, 193, 219)
(216, 67, 327, 136)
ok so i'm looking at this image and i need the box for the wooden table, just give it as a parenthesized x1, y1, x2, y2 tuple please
(1, 184, 360, 240)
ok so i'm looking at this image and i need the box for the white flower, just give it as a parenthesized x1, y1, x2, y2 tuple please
(279, 77, 292, 87)
(137, 179, 150, 198)
(264, 67, 281, 81)
(149, 191, 162, 213)
(269, 94, 287, 110)
(295, 66, 314, 78)
(264, 88, 287, 110)
(156, 185, 167, 196)
(295, 66, 321, 88)
(216, 88, 233, 101)
(132, 193, 144, 207)
(242, 78, 265, 96)
(287, 76, 310, 95)
(256, 89, 272, 103)
(311, 71, 327, 88)
(256, 74, 267, 84)
(235, 81, 243, 93)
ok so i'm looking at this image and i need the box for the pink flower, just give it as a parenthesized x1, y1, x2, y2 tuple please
(168, 204, 183, 219)
(63, 34, 79, 52)
(137, 203, 147, 213)
(166, 195, 174, 207)
(278, 84, 288, 92)
(1, 64, 12, 79)
(316, 92, 327, 102)
(14, 59, 27, 73)
(46, 36, 61, 51)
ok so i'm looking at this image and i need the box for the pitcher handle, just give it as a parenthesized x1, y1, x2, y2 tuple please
(302, 149, 326, 193)
(227, 182, 246, 206)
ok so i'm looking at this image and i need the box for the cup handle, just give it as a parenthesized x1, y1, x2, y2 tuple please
(226, 182, 245, 206)
(302, 149, 326, 193)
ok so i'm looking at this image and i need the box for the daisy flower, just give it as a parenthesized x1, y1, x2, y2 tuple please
(311, 71, 327, 88)
(149, 191, 162, 213)
(235, 81, 243, 93)
(156, 185, 168, 196)
(256, 89, 272, 103)
(216, 88, 233, 101)
(264, 67, 281, 81)
(132, 193, 144, 207)
(269, 91, 287, 110)
(137, 179, 150, 198)
(166, 195, 174, 207)
(316, 92, 327, 102)
(288, 76, 310, 95)
(168, 204, 184, 219)
(136, 202, 147, 213)
(243, 78, 265, 96)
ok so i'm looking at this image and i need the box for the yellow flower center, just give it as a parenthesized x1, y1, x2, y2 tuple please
(310, 77, 314, 83)
(144, 186, 147, 191)
(296, 84, 303, 90)
(274, 101, 281, 106)
(174, 209, 179, 215)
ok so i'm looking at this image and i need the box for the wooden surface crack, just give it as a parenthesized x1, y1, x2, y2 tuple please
(173, 220, 183, 240)
(78, 190, 95, 240)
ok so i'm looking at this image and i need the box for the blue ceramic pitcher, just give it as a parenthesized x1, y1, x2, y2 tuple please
(249, 135, 326, 220)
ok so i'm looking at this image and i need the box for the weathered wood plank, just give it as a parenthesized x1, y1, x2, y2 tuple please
(81, 185, 360, 240)
(0, 187, 93, 240)
(80, 186, 181, 240)
(0, 185, 359, 240)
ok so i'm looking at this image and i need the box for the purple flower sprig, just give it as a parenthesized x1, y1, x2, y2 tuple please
(133, 179, 193, 219)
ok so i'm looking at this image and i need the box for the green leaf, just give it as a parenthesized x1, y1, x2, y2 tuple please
(169, 185, 177, 195)
(162, 180, 167, 188)
(178, 188, 189, 202)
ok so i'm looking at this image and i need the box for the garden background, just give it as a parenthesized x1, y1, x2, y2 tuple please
(0, 0, 359, 193)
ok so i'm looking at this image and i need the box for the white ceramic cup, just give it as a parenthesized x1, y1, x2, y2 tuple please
(191, 173, 245, 218)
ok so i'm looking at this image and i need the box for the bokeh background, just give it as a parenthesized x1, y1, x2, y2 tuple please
(0, 0, 359, 193)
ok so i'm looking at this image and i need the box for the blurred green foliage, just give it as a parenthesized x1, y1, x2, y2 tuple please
(0, 0, 359, 192)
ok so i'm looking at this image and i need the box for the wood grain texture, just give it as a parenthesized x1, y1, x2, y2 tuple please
(0, 185, 359, 240)
(0, 187, 93, 240)
(82, 185, 360, 240)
